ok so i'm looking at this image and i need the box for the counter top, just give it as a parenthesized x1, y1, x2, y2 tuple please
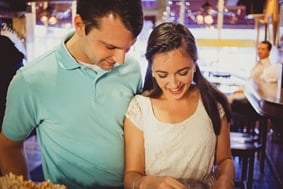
(244, 79, 283, 119)
(244, 78, 283, 189)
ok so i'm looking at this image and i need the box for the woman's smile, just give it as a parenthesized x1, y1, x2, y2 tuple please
(167, 84, 185, 95)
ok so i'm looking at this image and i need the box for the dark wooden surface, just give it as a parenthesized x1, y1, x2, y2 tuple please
(266, 119, 283, 189)
(244, 79, 283, 119)
(244, 79, 283, 189)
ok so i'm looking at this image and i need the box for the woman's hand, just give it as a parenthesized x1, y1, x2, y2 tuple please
(212, 174, 235, 189)
(134, 176, 186, 189)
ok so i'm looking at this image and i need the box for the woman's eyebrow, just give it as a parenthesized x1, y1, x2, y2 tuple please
(154, 70, 167, 74)
(154, 66, 192, 74)
(178, 66, 192, 72)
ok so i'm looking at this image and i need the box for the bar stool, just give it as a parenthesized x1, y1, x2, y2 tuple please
(231, 138, 262, 189)
(230, 97, 260, 133)
(230, 96, 267, 167)
(230, 111, 263, 189)
(247, 13, 272, 45)
(255, 14, 272, 44)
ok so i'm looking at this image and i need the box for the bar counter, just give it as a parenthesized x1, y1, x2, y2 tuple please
(244, 78, 283, 188)
(244, 79, 283, 119)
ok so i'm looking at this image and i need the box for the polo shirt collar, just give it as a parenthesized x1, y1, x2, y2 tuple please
(56, 32, 81, 70)
(55, 32, 122, 74)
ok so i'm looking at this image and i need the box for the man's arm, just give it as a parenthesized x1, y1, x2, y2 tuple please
(0, 132, 29, 179)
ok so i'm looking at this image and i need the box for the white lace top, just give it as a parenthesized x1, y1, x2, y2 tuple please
(126, 95, 225, 188)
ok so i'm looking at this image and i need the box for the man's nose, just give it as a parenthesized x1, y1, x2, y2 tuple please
(113, 49, 126, 65)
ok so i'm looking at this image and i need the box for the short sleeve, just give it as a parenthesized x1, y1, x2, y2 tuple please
(262, 64, 280, 83)
(2, 71, 37, 140)
(125, 96, 144, 130)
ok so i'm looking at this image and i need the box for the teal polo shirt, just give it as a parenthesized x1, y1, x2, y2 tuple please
(2, 33, 142, 188)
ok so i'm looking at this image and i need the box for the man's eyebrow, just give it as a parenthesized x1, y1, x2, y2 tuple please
(101, 40, 123, 49)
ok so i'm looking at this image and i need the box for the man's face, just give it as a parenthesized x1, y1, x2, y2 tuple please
(76, 14, 136, 70)
(257, 43, 270, 60)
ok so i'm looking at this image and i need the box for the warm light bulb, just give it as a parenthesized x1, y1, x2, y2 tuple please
(40, 15, 48, 24)
(48, 16, 57, 25)
(204, 15, 213, 25)
(196, 14, 204, 24)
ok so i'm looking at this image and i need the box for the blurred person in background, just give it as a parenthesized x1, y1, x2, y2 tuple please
(228, 40, 279, 131)
(249, 40, 278, 82)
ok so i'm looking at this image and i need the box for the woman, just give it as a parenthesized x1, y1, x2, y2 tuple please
(124, 22, 235, 189)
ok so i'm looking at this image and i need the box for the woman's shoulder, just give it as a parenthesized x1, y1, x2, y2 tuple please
(128, 95, 152, 116)
(126, 94, 151, 127)
(132, 94, 150, 104)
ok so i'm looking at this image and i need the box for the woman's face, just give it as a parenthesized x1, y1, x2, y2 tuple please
(151, 48, 195, 100)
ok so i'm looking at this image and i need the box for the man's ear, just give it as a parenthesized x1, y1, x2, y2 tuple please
(74, 14, 85, 36)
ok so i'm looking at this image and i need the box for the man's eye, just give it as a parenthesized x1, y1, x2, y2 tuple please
(106, 45, 115, 50)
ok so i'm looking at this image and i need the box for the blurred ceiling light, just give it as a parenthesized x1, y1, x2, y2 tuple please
(48, 16, 57, 25)
(204, 14, 213, 25)
(40, 15, 48, 24)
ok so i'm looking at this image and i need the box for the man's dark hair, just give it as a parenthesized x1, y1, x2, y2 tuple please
(261, 40, 272, 51)
(76, 0, 144, 37)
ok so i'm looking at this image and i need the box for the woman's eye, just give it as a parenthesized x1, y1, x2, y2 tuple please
(178, 70, 189, 76)
(157, 73, 167, 78)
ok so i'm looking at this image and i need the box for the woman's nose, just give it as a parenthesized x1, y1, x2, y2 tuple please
(168, 75, 179, 88)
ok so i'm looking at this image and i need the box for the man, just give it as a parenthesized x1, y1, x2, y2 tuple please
(249, 40, 273, 80)
(0, 0, 144, 188)
(229, 40, 274, 131)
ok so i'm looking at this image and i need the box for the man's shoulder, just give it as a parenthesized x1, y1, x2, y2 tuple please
(125, 54, 141, 65)
(116, 55, 141, 75)
(23, 49, 56, 69)
(17, 47, 61, 83)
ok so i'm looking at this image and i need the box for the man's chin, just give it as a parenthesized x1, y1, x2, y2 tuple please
(101, 65, 114, 70)
(101, 63, 117, 70)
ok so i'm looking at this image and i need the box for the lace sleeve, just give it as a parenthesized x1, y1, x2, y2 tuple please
(125, 96, 143, 130)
